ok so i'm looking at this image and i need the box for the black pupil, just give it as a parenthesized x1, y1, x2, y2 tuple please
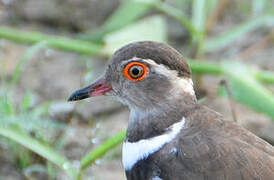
(131, 67, 140, 76)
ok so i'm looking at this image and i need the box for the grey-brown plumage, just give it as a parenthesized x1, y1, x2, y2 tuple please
(68, 41, 274, 180)
(126, 105, 274, 180)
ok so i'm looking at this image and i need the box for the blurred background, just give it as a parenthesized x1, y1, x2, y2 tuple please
(0, 0, 273, 179)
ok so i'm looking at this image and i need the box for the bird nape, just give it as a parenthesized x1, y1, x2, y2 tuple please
(68, 41, 274, 180)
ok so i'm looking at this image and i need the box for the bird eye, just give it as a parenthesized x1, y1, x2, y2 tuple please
(123, 62, 148, 81)
(129, 65, 143, 78)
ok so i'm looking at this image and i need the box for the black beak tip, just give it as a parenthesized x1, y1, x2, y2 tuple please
(67, 93, 77, 102)
(67, 90, 89, 102)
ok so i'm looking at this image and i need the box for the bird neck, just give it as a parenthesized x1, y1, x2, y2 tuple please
(126, 96, 197, 142)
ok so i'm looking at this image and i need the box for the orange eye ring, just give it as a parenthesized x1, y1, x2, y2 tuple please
(123, 62, 148, 81)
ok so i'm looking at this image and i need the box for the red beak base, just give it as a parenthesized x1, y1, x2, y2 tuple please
(68, 78, 112, 101)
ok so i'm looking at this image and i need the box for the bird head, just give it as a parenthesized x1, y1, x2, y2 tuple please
(68, 41, 196, 111)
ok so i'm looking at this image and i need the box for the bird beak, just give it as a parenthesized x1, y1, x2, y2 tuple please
(68, 78, 112, 101)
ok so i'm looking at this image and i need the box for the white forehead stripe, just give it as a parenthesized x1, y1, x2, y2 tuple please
(122, 117, 186, 171)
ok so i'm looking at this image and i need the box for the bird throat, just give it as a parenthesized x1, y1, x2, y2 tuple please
(126, 100, 194, 143)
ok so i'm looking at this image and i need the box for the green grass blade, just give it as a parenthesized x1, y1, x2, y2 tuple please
(254, 70, 274, 84)
(102, 0, 150, 32)
(188, 60, 274, 84)
(222, 61, 274, 119)
(187, 60, 223, 75)
(0, 26, 103, 55)
(0, 127, 78, 179)
(80, 130, 126, 171)
(205, 15, 274, 52)
(252, 0, 266, 15)
(103, 15, 167, 55)
(20, 91, 35, 112)
(192, 0, 206, 33)
(136, 0, 198, 37)
(79, 0, 151, 42)
(0, 93, 15, 116)
(192, 0, 207, 54)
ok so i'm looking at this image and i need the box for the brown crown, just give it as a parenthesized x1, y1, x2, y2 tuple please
(111, 41, 191, 78)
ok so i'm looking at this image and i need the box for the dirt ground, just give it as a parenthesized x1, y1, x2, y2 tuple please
(0, 1, 273, 180)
